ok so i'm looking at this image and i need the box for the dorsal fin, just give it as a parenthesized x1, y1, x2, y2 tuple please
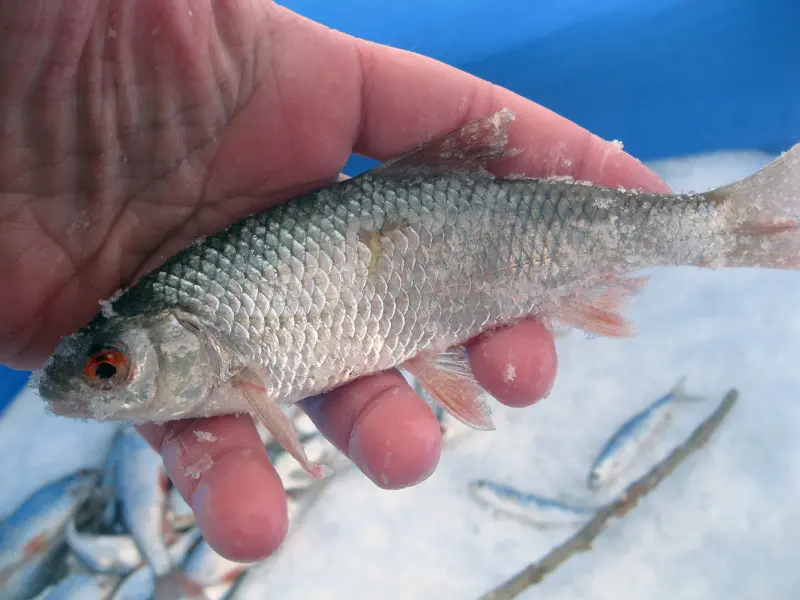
(371, 109, 520, 178)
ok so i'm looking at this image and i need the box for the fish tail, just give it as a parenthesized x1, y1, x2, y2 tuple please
(706, 142, 800, 269)
(668, 376, 705, 403)
(153, 569, 207, 600)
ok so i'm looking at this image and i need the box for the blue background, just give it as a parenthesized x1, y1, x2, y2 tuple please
(2, 0, 798, 415)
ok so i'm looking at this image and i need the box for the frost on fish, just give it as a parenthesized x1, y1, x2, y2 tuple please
(34, 109, 800, 478)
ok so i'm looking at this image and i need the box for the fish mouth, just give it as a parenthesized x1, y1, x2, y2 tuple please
(35, 374, 93, 418)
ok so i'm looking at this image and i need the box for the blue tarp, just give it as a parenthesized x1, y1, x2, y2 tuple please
(1, 0, 797, 415)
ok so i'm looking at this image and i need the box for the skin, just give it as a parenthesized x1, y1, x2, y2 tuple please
(0, 1, 670, 562)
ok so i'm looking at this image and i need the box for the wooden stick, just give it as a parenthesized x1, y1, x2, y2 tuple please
(478, 388, 739, 600)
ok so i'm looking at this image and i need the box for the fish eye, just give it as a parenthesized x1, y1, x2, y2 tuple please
(83, 346, 131, 388)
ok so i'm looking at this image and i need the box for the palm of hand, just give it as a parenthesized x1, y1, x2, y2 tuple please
(0, 1, 359, 369)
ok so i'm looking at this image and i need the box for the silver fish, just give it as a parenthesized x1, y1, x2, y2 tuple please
(110, 528, 204, 600)
(167, 487, 196, 533)
(468, 479, 597, 527)
(181, 539, 248, 596)
(98, 428, 125, 531)
(114, 427, 198, 596)
(65, 517, 142, 576)
(0, 470, 100, 600)
(34, 110, 800, 477)
(38, 571, 120, 600)
(587, 376, 704, 489)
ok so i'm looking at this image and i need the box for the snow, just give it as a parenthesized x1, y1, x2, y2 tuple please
(3, 149, 800, 598)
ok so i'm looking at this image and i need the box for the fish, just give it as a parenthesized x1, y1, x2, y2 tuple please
(34, 109, 800, 478)
(97, 428, 125, 532)
(37, 571, 120, 600)
(468, 479, 597, 527)
(586, 376, 704, 490)
(0, 470, 100, 600)
(181, 539, 249, 600)
(110, 528, 204, 600)
(113, 426, 198, 598)
(65, 517, 142, 576)
(167, 486, 196, 533)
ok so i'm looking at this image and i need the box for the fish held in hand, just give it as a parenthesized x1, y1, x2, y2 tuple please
(33, 109, 800, 477)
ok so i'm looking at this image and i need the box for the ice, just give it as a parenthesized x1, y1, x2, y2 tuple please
(2, 150, 800, 598)
(193, 431, 218, 443)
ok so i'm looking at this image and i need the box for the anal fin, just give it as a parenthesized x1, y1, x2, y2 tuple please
(234, 369, 331, 480)
(403, 347, 494, 431)
(544, 274, 649, 338)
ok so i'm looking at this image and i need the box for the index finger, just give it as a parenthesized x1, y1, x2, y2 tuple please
(135, 416, 288, 562)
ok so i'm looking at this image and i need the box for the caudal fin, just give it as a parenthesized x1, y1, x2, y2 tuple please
(707, 142, 800, 269)
(668, 376, 705, 403)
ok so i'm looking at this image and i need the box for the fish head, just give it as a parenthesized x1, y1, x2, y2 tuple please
(586, 455, 624, 490)
(35, 311, 222, 421)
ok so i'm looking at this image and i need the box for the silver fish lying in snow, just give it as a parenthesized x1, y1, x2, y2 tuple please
(0, 470, 99, 600)
(65, 517, 142, 576)
(36, 571, 120, 600)
(167, 486, 196, 533)
(586, 376, 704, 490)
(468, 479, 597, 527)
(113, 426, 198, 597)
(34, 109, 800, 478)
(182, 539, 249, 600)
(110, 528, 203, 600)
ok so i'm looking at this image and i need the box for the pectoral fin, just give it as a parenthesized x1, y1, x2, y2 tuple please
(234, 369, 330, 479)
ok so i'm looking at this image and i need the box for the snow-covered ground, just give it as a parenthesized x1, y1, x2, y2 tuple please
(3, 149, 800, 599)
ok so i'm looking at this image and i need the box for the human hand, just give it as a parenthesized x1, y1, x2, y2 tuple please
(0, 1, 670, 561)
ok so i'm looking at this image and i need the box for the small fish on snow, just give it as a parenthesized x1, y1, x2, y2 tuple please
(110, 528, 204, 600)
(65, 516, 143, 576)
(37, 571, 120, 600)
(167, 486, 196, 532)
(33, 109, 800, 477)
(468, 479, 597, 527)
(0, 470, 100, 600)
(113, 427, 199, 598)
(181, 538, 250, 598)
(587, 376, 705, 490)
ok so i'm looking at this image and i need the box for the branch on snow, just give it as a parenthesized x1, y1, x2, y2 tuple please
(478, 388, 739, 600)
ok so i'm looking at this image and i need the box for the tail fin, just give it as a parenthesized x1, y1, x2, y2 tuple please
(668, 376, 705, 403)
(707, 142, 800, 269)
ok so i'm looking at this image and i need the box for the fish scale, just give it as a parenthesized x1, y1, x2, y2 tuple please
(35, 109, 800, 476)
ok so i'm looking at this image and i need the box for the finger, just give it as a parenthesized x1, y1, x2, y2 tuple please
(300, 370, 442, 489)
(270, 6, 671, 194)
(468, 318, 558, 408)
(348, 40, 671, 193)
(136, 415, 287, 562)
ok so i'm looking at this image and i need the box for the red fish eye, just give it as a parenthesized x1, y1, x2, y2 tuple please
(83, 347, 130, 385)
